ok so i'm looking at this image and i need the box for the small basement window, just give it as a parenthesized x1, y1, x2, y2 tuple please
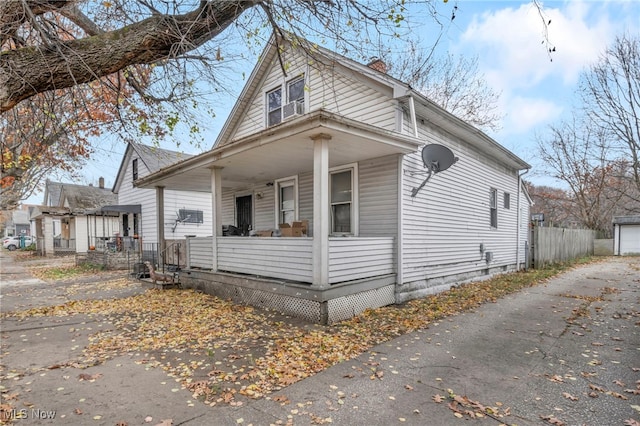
(178, 209, 204, 224)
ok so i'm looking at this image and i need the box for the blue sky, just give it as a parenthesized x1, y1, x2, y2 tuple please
(26, 0, 640, 203)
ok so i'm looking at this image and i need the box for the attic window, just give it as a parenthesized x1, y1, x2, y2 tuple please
(179, 209, 203, 224)
(267, 74, 305, 127)
(132, 159, 138, 181)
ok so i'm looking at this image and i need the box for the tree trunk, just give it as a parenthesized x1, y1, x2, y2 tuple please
(0, 1, 254, 112)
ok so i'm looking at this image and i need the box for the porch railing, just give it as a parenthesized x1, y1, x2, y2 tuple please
(217, 237, 313, 282)
(54, 238, 76, 251)
(186, 236, 395, 285)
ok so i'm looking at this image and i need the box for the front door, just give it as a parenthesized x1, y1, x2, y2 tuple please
(122, 214, 129, 236)
(236, 195, 253, 236)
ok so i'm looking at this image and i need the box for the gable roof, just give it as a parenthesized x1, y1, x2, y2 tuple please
(131, 142, 194, 173)
(214, 35, 529, 171)
(112, 142, 195, 193)
(59, 183, 116, 212)
(43, 180, 64, 206)
(213, 36, 408, 150)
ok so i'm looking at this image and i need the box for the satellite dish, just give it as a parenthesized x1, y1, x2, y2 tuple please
(411, 144, 458, 197)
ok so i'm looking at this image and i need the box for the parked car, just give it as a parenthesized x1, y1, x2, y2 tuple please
(3, 235, 35, 251)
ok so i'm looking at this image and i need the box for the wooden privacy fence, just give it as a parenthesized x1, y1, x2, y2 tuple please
(531, 227, 596, 269)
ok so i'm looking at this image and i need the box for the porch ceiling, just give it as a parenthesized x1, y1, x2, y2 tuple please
(136, 110, 422, 192)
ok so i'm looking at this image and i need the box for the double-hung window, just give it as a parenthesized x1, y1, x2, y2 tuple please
(330, 165, 358, 235)
(275, 176, 298, 225)
(267, 74, 305, 127)
(489, 188, 498, 228)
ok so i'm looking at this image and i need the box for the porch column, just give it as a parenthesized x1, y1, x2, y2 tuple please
(311, 133, 331, 288)
(156, 186, 165, 265)
(43, 216, 54, 257)
(210, 166, 223, 272)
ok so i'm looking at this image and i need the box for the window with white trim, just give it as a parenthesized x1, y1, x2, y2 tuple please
(490, 188, 498, 228)
(275, 176, 298, 225)
(330, 166, 357, 235)
(266, 74, 305, 127)
(504, 192, 511, 209)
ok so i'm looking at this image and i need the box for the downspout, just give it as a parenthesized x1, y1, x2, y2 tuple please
(396, 154, 404, 300)
(408, 95, 419, 138)
(516, 169, 530, 270)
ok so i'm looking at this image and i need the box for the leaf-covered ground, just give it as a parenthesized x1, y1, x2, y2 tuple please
(1, 260, 591, 408)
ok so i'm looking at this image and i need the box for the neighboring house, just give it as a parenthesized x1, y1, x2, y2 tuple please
(613, 216, 640, 255)
(135, 36, 531, 324)
(41, 179, 64, 237)
(112, 142, 213, 250)
(31, 179, 117, 256)
(2, 207, 31, 238)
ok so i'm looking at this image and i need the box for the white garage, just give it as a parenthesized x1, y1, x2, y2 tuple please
(613, 216, 640, 255)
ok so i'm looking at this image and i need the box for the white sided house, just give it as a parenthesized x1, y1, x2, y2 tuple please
(31, 179, 118, 256)
(136, 37, 531, 324)
(112, 142, 213, 249)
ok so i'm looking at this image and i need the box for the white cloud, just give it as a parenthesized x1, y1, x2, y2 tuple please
(501, 95, 563, 135)
(457, 1, 617, 93)
(448, 0, 638, 143)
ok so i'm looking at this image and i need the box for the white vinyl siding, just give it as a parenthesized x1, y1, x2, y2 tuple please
(309, 63, 397, 131)
(359, 155, 398, 237)
(298, 172, 314, 236)
(164, 189, 212, 239)
(218, 237, 313, 282)
(232, 48, 397, 142)
(235, 54, 309, 139)
(187, 237, 214, 269)
(116, 149, 212, 243)
(400, 121, 522, 287)
(328, 238, 395, 283)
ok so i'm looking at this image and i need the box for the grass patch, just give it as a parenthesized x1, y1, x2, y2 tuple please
(30, 262, 105, 281)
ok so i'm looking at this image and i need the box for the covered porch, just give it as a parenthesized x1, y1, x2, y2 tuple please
(136, 110, 421, 322)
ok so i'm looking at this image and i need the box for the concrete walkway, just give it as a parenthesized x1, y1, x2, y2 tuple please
(0, 254, 638, 425)
(0, 251, 46, 288)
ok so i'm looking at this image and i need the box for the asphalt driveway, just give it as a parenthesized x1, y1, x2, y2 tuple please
(0, 252, 638, 425)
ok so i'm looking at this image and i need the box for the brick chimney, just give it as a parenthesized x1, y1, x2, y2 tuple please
(99, 177, 104, 189)
(367, 58, 387, 74)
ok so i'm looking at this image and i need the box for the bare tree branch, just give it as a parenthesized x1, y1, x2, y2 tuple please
(1, 1, 254, 111)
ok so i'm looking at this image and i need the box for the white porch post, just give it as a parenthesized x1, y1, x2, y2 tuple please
(156, 186, 165, 265)
(43, 216, 54, 257)
(210, 166, 223, 272)
(311, 133, 331, 288)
